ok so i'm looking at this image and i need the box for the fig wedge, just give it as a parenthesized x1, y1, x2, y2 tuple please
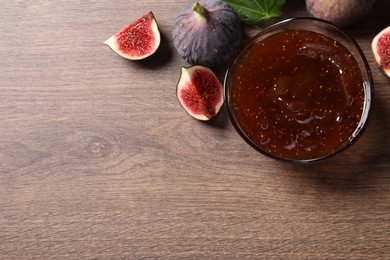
(104, 12, 160, 60)
(177, 66, 223, 121)
(372, 25, 390, 78)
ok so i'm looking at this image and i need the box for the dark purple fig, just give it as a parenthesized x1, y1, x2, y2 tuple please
(372, 25, 390, 78)
(306, 0, 376, 27)
(104, 12, 161, 60)
(176, 65, 223, 121)
(173, 0, 242, 67)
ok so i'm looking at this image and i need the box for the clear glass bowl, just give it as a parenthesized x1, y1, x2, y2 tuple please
(224, 17, 373, 163)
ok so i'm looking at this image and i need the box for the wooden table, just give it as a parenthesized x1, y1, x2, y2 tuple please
(1, 0, 389, 258)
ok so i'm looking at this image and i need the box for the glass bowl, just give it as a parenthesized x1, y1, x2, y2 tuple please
(224, 17, 373, 163)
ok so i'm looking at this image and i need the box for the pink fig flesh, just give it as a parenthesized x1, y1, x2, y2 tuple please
(104, 12, 161, 60)
(177, 66, 224, 121)
(372, 26, 390, 78)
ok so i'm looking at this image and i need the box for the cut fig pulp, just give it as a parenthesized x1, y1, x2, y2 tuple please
(177, 66, 224, 121)
(372, 25, 390, 78)
(104, 12, 160, 60)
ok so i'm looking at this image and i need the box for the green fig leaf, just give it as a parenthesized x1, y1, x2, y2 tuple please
(224, 0, 286, 25)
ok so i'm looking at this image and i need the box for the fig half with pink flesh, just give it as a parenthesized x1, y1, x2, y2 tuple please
(372, 26, 390, 78)
(104, 12, 160, 60)
(177, 66, 224, 121)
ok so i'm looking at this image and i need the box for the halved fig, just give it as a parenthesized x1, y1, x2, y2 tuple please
(176, 66, 224, 121)
(372, 25, 390, 78)
(104, 12, 160, 60)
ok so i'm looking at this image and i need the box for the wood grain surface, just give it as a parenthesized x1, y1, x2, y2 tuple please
(1, 0, 389, 259)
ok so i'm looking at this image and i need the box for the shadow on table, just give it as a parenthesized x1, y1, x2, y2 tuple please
(278, 95, 389, 192)
(130, 30, 174, 69)
(348, 0, 390, 36)
(203, 105, 231, 130)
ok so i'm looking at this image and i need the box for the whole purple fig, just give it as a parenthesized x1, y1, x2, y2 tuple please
(173, 0, 242, 67)
(306, 0, 377, 27)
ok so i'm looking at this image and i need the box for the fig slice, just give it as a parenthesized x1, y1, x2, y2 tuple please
(104, 12, 161, 60)
(176, 65, 224, 121)
(372, 25, 390, 78)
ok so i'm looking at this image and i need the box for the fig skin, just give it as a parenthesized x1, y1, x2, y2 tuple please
(306, 0, 376, 27)
(372, 26, 390, 78)
(104, 12, 161, 60)
(176, 66, 224, 121)
(173, 0, 242, 67)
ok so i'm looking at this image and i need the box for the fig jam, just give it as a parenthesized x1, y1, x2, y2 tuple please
(227, 30, 365, 160)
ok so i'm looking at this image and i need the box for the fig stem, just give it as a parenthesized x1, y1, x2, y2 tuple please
(193, 2, 208, 21)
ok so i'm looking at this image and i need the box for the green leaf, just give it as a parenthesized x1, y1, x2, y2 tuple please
(224, 0, 286, 25)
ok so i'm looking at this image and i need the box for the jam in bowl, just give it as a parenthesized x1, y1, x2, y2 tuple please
(224, 18, 373, 163)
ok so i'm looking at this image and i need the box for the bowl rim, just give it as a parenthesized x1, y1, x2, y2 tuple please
(224, 17, 374, 164)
